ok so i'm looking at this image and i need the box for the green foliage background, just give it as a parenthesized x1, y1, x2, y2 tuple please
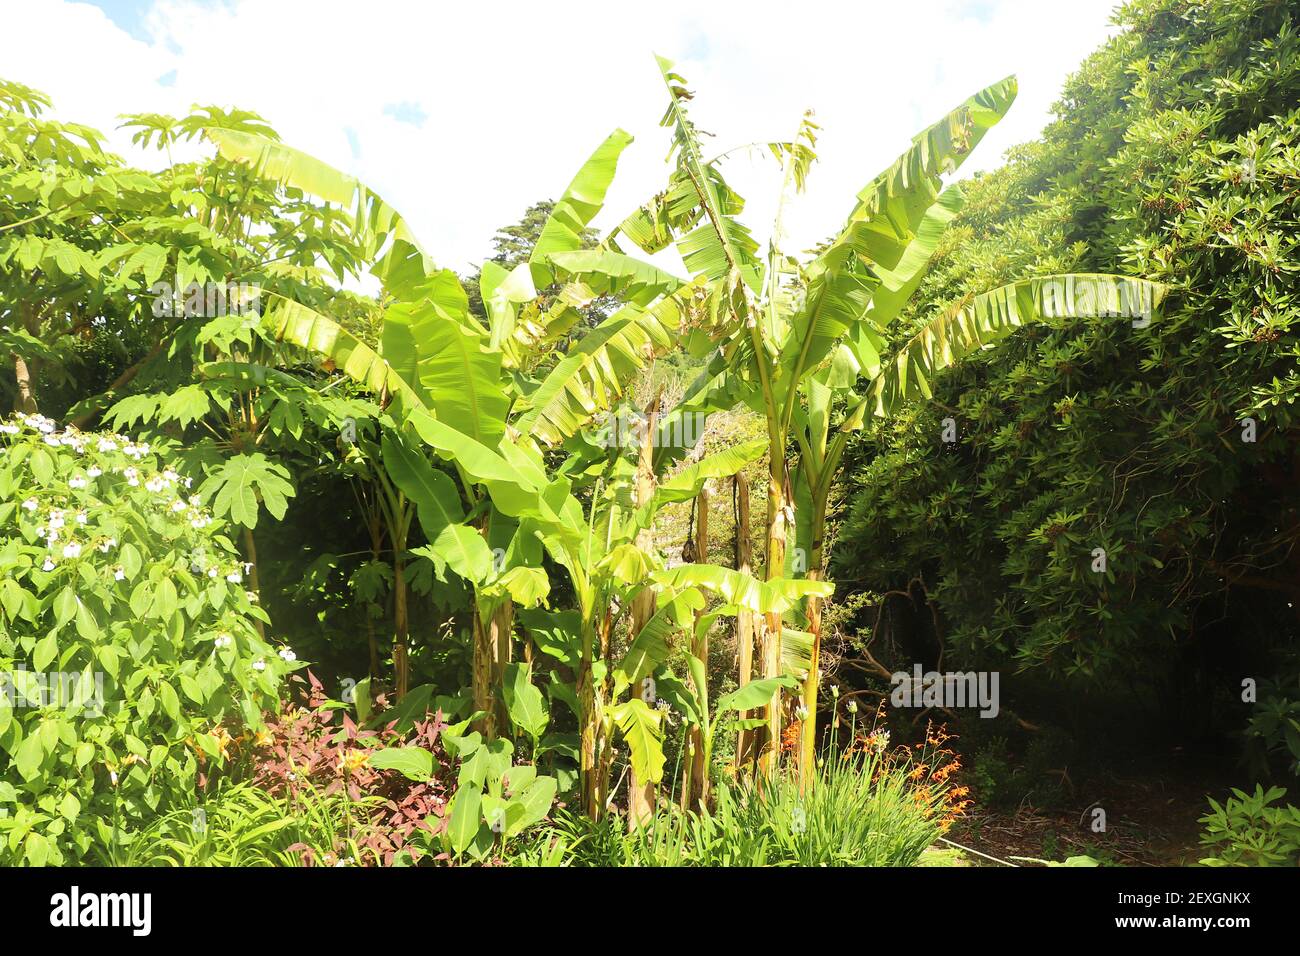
(835, 0, 1300, 754)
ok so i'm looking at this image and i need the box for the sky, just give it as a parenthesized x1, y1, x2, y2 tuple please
(7, 0, 1124, 274)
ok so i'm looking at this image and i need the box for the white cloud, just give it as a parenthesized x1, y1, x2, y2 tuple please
(8, 0, 1122, 274)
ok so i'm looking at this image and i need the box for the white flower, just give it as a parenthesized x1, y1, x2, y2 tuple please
(188, 495, 201, 507)
(45, 529, 59, 544)
(36, 419, 54, 434)
(171, 500, 186, 513)
(278, 648, 296, 662)
(69, 476, 87, 489)
(21, 497, 37, 511)
(41, 557, 56, 572)
(162, 469, 179, 484)
(0, 423, 18, 435)
(214, 633, 233, 649)
(113, 567, 125, 581)
(226, 571, 243, 584)
(847, 701, 859, 714)
(98, 537, 116, 553)
(145, 476, 165, 493)
(87, 465, 102, 478)
(207, 568, 218, 579)
(97, 438, 116, 453)
(252, 659, 266, 672)
(62, 542, 82, 559)
(43, 435, 60, 447)
(75, 511, 87, 525)
(183, 477, 193, 489)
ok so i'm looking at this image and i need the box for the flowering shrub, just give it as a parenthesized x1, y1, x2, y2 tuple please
(0, 414, 293, 865)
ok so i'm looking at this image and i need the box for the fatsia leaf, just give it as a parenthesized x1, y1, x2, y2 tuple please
(199, 452, 294, 529)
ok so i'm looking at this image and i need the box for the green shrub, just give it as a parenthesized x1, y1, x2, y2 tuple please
(1198, 785, 1300, 867)
(100, 780, 382, 867)
(0, 413, 293, 865)
(515, 744, 952, 867)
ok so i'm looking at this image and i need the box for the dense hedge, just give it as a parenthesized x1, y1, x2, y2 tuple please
(834, 0, 1300, 750)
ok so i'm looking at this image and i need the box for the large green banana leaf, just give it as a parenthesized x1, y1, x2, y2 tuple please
(868, 274, 1168, 417)
(529, 129, 635, 287)
(779, 76, 1018, 392)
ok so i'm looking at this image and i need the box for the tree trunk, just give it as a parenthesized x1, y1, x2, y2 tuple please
(473, 599, 514, 739)
(393, 527, 409, 701)
(12, 354, 37, 415)
(733, 472, 758, 770)
(241, 526, 266, 640)
(798, 503, 827, 790)
(627, 393, 662, 829)
(578, 619, 601, 819)
(683, 483, 711, 810)
(757, 449, 790, 777)
(472, 608, 497, 739)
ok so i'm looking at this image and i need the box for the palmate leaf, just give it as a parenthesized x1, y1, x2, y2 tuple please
(781, 75, 1019, 391)
(529, 129, 635, 287)
(511, 280, 703, 447)
(868, 274, 1169, 417)
(199, 452, 294, 530)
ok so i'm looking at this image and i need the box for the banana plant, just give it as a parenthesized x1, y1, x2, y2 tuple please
(210, 125, 721, 750)
(538, 431, 841, 818)
(618, 57, 1168, 782)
